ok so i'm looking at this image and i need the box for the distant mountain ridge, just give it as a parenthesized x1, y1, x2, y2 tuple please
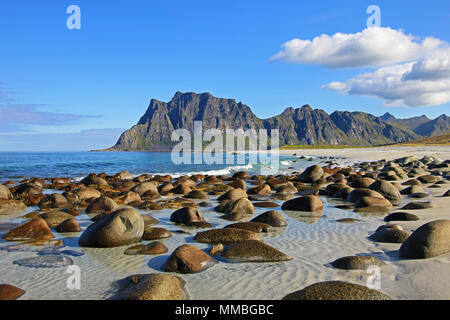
(380, 112, 449, 137)
(107, 92, 449, 151)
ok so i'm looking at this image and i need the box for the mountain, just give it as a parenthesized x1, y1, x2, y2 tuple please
(414, 114, 450, 137)
(380, 112, 396, 122)
(108, 92, 432, 151)
(381, 113, 449, 137)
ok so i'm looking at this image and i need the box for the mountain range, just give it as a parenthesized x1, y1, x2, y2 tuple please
(107, 92, 450, 151)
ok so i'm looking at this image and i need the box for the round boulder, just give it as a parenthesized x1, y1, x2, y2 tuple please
(399, 220, 450, 259)
(281, 195, 323, 213)
(251, 210, 287, 227)
(165, 244, 218, 274)
(78, 208, 144, 248)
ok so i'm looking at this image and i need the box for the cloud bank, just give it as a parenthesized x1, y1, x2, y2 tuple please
(322, 49, 450, 107)
(271, 27, 443, 68)
(272, 27, 450, 108)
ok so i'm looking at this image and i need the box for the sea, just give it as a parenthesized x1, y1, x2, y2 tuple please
(0, 151, 309, 182)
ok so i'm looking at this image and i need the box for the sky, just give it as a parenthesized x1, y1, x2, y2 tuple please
(0, 0, 449, 151)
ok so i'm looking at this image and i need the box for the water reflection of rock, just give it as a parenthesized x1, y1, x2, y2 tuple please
(282, 210, 321, 224)
(81, 246, 147, 276)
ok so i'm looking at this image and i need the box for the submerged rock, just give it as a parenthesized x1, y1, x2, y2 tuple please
(401, 201, 434, 210)
(124, 242, 168, 255)
(224, 222, 272, 233)
(110, 274, 188, 300)
(194, 228, 262, 244)
(331, 256, 386, 270)
(384, 212, 419, 222)
(282, 281, 391, 300)
(221, 240, 291, 262)
(13, 255, 74, 268)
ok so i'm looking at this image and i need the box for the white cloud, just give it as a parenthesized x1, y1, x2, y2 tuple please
(322, 49, 450, 107)
(271, 27, 444, 68)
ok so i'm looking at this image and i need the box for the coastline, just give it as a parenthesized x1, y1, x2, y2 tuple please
(0, 146, 449, 300)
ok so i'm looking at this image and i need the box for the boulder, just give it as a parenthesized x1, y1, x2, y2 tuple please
(165, 244, 218, 274)
(226, 179, 246, 189)
(39, 211, 75, 228)
(86, 196, 119, 214)
(418, 175, 440, 184)
(252, 202, 279, 208)
(369, 225, 410, 243)
(124, 242, 168, 255)
(368, 180, 402, 203)
(194, 228, 262, 244)
(171, 184, 192, 195)
(399, 220, 450, 259)
(251, 210, 287, 227)
(141, 215, 159, 226)
(80, 174, 109, 186)
(110, 274, 188, 300)
(64, 187, 101, 203)
(79, 208, 144, 248)
(401, 201, 434, 210)
(0, 200, 27, 214)
(218, 188, 248, 201)
(325, 183, 348, 196)
(2, 218, 54, 241)
(350, 177, 376, 188)
(131, 182, 159, 196)
(282, 281, 390, 300)
(184, 190, 209, 200)
(38, 193, 70, 209)
(142, 227, 172, 240)
(115, 171, 132, 180)
(247, 184, 271, 195)
(224, 222, 272, 233)
(347, 188, 384, 203)
(117, 191, 141, 205)
(331, 256, 386, 270)
(55, 218, 81, 233)
(0, 185, 13, 200)
(355, 196, 392, 208)
(281, 195, 323, 213)
(384, 212, 419, 222)
(215, 198, 254, 215)
(221, 240, 291, 262)
(170, 207, 205, 225)
(298, 165, 324, 183)
(0, 284, 26, 300)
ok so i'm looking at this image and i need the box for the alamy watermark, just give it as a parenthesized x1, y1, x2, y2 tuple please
(367, 5, 381, 28)
(170, 121, 280, 175)
(66, 5, 81, 30)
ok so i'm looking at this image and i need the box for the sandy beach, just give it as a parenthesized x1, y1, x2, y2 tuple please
(0, 146, 449, 300)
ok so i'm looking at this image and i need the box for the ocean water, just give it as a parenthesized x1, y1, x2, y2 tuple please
(0, 151, 300, 182)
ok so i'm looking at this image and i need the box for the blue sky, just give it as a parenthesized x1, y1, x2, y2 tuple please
(0, 0, 449, 151)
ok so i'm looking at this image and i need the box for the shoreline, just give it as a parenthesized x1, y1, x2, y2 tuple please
(0, 147, 449, 300)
